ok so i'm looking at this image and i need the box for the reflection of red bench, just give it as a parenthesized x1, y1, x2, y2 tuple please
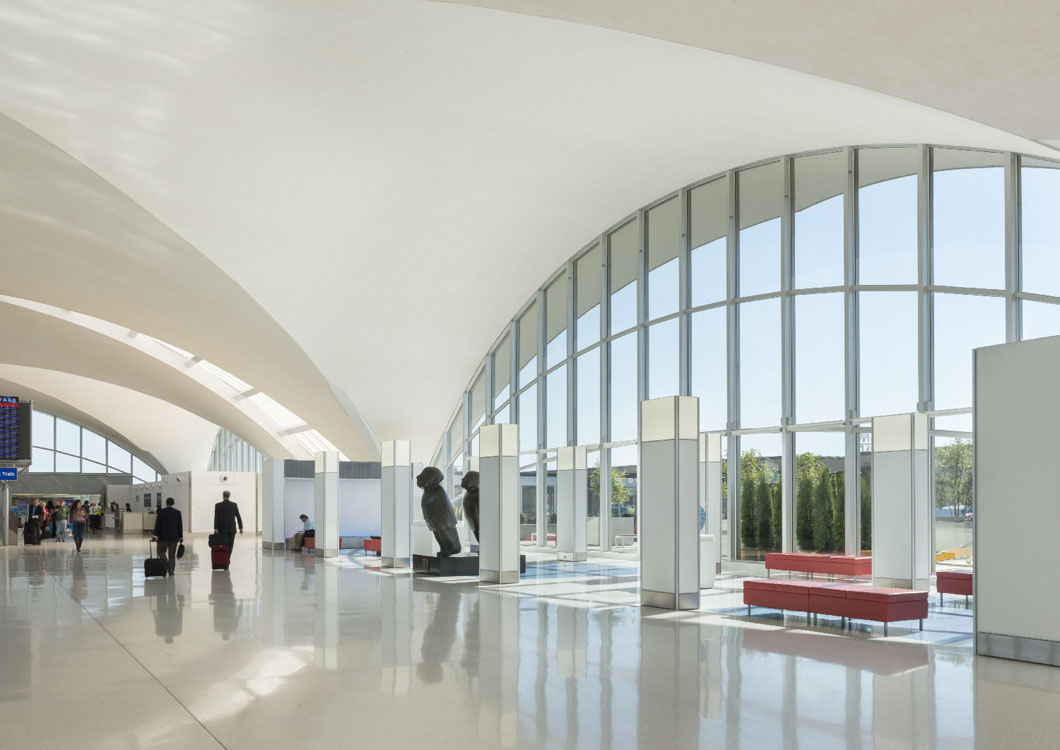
(936, 570, 973, 605)
(765, 552, 872, 579)
(743, 578, 928, 636)
(363, 538, 381, 555)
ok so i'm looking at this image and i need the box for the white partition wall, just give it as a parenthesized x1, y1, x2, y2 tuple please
(640, 396, 700, 610)
(975, 336, 1060, 666)
(261, 458, 285, 549)
(871, 413, 931, 589)
(381, 440, 412, 568)
(479, 424, 519, 584)
(699, 432, 723, 572)
(556, 446, 587, 562)
(314, 450, 339, 558)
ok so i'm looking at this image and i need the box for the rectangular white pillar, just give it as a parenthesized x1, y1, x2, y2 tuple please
(556, 446, 587, 562)
(871, 413, 930, 589)
(699, 432, 723, 572)
(381, 440, 412, 568)
(261, 458, 285, 550)
(640, 396, 700, 610)
(314, 450, 340, 558)
(479, 424, 519, 584)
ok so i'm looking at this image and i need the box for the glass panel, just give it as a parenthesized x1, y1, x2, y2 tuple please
(493, 404, 510, 425)
(545, 458, 557, 546)
(933, 149, 1004, 289)
(108, 442, 131, 473)
(647, 318, 680, 399)
(738, 161, 782, 297)
(83, 459, 106, 473)
(858, 432, 872, 555)
(132, 457, 155, 483)
(794, 432, 845, 554)
(56, 452, 80, 473)
(587, 449, 601, 548)
(609, 332, 638, 442)
(575, 244, 602, 351)
(690, 177, 728, 307)
(934, 436, 973, 568)
(1021, 159, 1060, 297)
(647, 196, 680, 320)
(934, 293, 1005, 410)
(859, 291, 918, 417)
(518, 384, 538, 453)
(575, 348, 600, 445)
(795, 292, 844, 423)
(448, 406, 464, 459)
(30, 447, 53, 472)
(545, 274, 568, 369)
(470, 371, 486, 431)
(738, 433, 782, 561)
(78, 429, 104, 465)
(738, 298, 780, 428)
(545, 366, 567, 449)
(609, 445, 638, 553)
(520, 462, 537, 541)
(609, 219, 639, 335)
(518, 301, 539, 389)
(32, 411, 54, 449)
(1021, 300, 1060, 341)
(794, 151, 845, 289)
(690, 307, 726, 431)
(858, 147, 919, 284)
(56, 418, 80, 456)
(493, 334, 511, 408)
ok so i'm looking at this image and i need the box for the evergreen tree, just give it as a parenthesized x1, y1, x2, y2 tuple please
(860, 478, 872, 552)
(831, 471, 845, 552)
(741, 472, 757, 548)
(770, 482, 782, 550)
(756, 478, 771, 550)
(812, 472, 834, 551)
(796, 476, 815, 550)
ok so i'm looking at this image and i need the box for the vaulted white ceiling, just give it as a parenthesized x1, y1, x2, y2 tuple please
(0, 0, 1054, 464)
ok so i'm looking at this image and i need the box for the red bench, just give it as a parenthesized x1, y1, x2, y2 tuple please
(765, 552, 872, 579)
(936, 570, 973, 605)
(743, 578, 928, 636)
(363, 538, 381, 555)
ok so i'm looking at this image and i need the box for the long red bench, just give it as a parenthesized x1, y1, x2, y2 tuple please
(743, 578, 928, 636)
(765, 552, 872, 579)
(936, 570, 973, 605)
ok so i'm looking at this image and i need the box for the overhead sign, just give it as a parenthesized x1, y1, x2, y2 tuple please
(0, 397, 19, 462)
(0, 467, 17, 481)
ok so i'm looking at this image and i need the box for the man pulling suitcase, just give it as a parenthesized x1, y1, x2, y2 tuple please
(211, 490, 243, 570)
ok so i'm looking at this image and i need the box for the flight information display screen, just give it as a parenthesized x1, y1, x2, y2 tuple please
(0, 396, 19, 461)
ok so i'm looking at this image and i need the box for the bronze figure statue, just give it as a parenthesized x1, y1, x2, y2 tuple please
(460, 471, 480, 544)
(417, 466, 461, 557)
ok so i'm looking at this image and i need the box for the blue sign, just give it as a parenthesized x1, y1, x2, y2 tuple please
(0, 467, 17, 481)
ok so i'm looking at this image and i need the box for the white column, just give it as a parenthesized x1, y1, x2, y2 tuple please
(640, 396, 700, 610)
(261, 458, 285, 550)
(314, 450, 340, 558)
(556, 446, 587, 562)
(871, 413, 931, 589)
(381, 440, 412, 568)
(479, 424, 519, 584)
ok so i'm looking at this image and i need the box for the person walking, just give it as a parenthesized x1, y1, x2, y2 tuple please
(212, 490, 243, 553)
(25, 499, 43, 545)
(152, 497, 184, 577)
(54, 499, 69, 543)
(44, 500, 55, 539)
(69, 500, 89, 552)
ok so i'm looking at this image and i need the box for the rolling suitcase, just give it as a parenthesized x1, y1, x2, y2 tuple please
(211, 544, 230, 571)
(208, 533, 224, 548)
(144, 540, 168, 578)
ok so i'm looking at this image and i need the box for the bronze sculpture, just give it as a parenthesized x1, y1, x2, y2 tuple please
(417, 466, 461, 557)
(460, 471, 480, 544)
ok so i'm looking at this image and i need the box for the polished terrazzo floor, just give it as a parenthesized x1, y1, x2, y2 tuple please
(2, 534, 1058, 749)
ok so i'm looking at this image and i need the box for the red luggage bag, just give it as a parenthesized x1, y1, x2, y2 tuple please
(211, 544, 230, 571)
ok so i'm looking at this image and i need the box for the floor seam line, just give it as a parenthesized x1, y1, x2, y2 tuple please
(56, 577, 230, 750)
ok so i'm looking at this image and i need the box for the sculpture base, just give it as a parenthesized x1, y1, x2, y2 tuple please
(412, 554, 527, 577)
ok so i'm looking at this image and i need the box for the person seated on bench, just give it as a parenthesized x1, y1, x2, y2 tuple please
(292, 514, 315, 551)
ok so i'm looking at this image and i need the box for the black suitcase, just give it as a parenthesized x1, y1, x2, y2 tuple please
(144, 540, 167, 578)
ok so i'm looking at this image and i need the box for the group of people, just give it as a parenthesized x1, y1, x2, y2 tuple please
(23, 498, 94, 551)
(150, 489, 244, 576)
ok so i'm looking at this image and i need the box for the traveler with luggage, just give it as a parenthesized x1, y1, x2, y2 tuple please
(53, 499, 69, 543)
(210, 490, 243, 570)
(151, 497, 184, 576)
(69, 500, 89, 552)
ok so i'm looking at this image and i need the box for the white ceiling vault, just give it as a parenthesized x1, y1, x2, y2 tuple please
(0, 0, 1054, 465)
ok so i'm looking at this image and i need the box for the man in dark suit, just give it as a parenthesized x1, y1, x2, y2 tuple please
(152, 497, 184, 576)
(213, 490, 243, 552)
